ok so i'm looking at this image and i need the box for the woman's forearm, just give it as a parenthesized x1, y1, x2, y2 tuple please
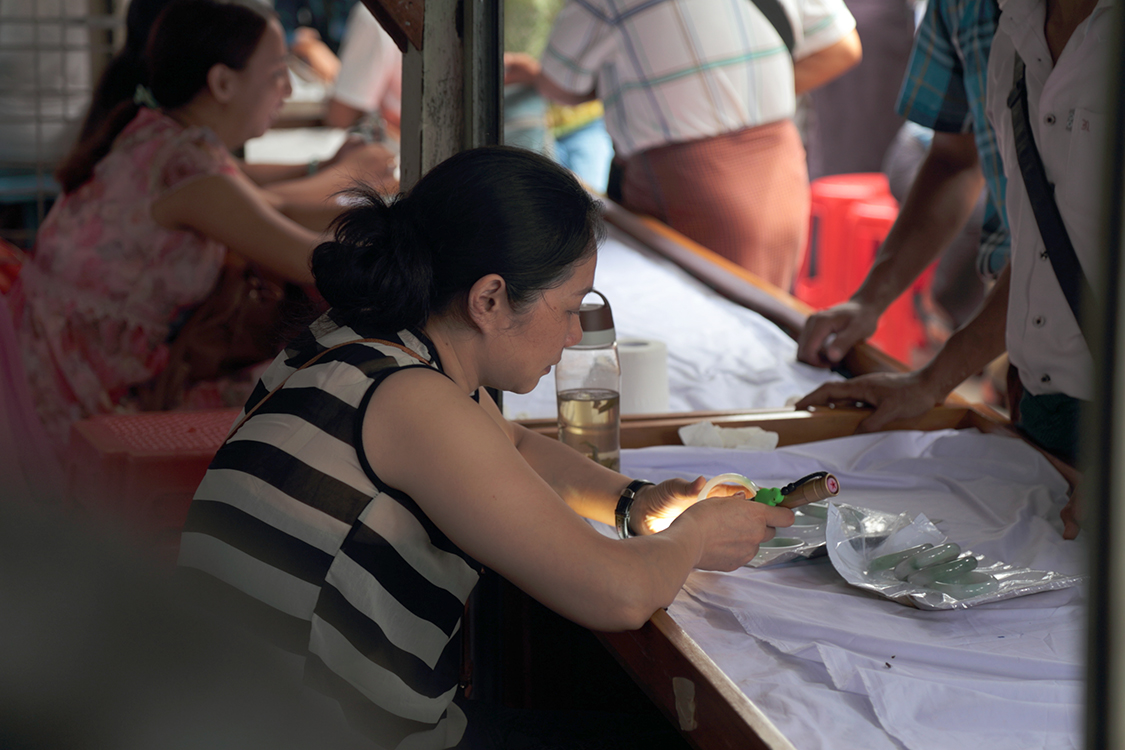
(511, 423, 632, 526)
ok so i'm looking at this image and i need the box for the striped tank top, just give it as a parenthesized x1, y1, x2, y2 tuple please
(178, 312, 481, 749)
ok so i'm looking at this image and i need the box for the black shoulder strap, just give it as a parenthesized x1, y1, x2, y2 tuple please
(1007, 51, 1094, 344)
(748, 0, 796, 55)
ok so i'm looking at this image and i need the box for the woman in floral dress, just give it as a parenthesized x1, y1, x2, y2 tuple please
(8, 0, 343, 449)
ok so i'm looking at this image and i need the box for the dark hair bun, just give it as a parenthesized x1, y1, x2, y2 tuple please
(313, 188, 434, 331)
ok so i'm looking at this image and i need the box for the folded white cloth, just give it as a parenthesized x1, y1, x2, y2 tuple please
(678, 421, 779, 451)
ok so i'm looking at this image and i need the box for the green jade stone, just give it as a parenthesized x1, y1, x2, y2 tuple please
(906, 555, 978, 587)
(867, 543, 935, 574)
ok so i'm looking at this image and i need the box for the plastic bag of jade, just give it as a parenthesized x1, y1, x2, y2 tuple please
(825, 503, 1082, 610)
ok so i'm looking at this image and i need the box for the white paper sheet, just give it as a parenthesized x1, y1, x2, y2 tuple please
(502, 226, 842, 420)
(616, 430, 1085, 750)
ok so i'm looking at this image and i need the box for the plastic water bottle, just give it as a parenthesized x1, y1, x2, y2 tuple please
(556, 291, 621, 471)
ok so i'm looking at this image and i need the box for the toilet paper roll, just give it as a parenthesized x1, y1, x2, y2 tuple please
(619, 338, 669, 414)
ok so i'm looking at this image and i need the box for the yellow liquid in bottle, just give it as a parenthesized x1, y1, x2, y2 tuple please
(557, 388, 621, 471)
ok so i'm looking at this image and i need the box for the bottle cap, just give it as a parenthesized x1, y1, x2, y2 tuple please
(577, 290, 615, 347)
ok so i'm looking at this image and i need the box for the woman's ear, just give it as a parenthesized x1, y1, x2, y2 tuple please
(466, 273, 510, 331)
(206, 63, 236, 103)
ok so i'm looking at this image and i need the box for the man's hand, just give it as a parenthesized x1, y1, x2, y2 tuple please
(797, 300, 881, 367)
(503, 52, 540, 86)
(794, 370, 946, 432)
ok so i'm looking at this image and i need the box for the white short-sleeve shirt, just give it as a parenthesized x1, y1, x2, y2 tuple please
(331, 3, 402, 121)
(985, 0, 1112, 400)
(538, 0, 855, 158)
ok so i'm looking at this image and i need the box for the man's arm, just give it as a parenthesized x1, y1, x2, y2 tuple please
(796, 263, 1010, 432)
(504, 52, 597, 107)
(797, 130, 988, 365)
(793, 29, 862, 94)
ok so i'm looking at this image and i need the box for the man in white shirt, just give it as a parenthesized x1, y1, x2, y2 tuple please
(323, 2, 402, 138)
(506, 0, 860, 290)
(797, 0, 1108, 539)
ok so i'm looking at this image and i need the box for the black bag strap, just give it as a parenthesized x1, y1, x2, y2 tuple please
(1007, 51, 1094, 344)
(748, 0, 796, 55)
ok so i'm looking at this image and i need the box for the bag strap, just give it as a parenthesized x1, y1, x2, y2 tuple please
(228, 337, 428, 437)
(747, 0, 796, 55)
(1007, 51, 1094, 345)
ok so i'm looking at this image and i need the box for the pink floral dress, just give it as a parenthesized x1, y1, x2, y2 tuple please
(9, 108, 242, 447)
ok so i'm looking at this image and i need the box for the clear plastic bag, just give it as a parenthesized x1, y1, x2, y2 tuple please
(824, 503, 1082, 609)
(746, 501, 830, 567)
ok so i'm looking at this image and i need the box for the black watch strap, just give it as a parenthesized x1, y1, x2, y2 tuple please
(615, 479, 655, 539)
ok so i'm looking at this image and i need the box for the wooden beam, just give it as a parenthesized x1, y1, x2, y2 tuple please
(398, 0, 463, 188)
(360, 0, 424, 53)
(519, 404, 984, 449)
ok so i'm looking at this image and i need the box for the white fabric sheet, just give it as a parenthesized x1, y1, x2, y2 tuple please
(615, 430, 1085, 750)
(244, 127, 349, 166)
(503, 227, 842, 420)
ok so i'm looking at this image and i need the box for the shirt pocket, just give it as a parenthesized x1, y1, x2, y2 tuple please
(1055, 108, 1107, 237)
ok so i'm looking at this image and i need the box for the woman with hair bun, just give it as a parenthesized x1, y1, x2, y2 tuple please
(178, 145, 793, 749)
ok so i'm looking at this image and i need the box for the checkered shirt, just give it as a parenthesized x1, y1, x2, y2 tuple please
(895, 0, 1011, 278)
(540, 0, 856, 159)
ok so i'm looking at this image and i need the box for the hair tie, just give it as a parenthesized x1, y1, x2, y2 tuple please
(133, 84, 160, 109)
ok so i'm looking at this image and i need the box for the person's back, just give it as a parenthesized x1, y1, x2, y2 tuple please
(13, 108, 238, 445)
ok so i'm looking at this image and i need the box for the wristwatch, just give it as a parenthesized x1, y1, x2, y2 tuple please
(615, 479, 655, 539)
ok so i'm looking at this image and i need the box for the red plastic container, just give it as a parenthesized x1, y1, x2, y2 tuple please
(66, 408, 240, 561)
(794, 173, 895, 309)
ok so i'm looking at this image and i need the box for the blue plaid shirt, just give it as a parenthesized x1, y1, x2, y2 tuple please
(895, 0, 1010, 278)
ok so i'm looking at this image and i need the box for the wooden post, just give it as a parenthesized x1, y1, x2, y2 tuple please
(362, 0, 502, 190)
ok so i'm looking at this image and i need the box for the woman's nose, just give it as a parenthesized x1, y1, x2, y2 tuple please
(564, 316, 583, 348)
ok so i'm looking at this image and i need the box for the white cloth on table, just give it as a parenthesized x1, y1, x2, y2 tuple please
(613, 429, 1082, 750)
(243, 127, 351, 165)
(502, 226, 842, 420)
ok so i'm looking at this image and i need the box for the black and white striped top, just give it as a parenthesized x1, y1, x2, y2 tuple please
(178, 312, 481, 749)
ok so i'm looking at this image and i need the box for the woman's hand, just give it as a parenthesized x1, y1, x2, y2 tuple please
(321, 140, 398, 191)
(675, 495, 795, 571)
(630, 477, 708, 535)
(631, 477, 794, 570)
